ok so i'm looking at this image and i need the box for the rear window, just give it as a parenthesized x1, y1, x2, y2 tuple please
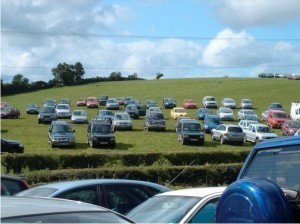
(228, 127, 243, 133)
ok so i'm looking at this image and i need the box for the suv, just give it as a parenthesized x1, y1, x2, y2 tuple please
(216, 136, 300, 223)
(162, 97, 176, 109)
(267, 109, 289, 128)
(202, 96, 218, 109)
(112, 112, 133, 131)
(38, 106, 57, 124)
(48, 121, 75, 148)
(144, 112, 166, 131)
(87, 119, 116, 148)
(211, 124, 245, 145)
(176, 119, 205, 145)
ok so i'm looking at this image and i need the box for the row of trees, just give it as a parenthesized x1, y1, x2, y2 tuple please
(1, 62, 158, 96)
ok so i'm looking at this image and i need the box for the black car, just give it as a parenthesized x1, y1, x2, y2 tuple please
(87, 119, 116, 148)
(144, 112, 166, 131)
(125, 105, 139, 119)
(176, 119, 205, 145)
(162, 98, 177, 109)
(1, 175, 30, 196)
(145, 99, 158, 110)
(98, 95, 109, 106)
(1, 138, 24, 153)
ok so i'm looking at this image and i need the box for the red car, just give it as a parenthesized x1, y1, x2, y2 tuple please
(266, 109, 289, 128)
(1, 107, 20, 118)
(281, 120, 300, 136)
(86, 97, 99, 108)
(117, 97, 125, 105)
(183, 99, 197, 109)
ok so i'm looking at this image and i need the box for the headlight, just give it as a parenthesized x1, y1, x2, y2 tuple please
(204, 125, 208, 129)
(19, 144, 24, 148)
(183, 134, 189, 138)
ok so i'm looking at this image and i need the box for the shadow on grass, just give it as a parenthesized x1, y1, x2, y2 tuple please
(1, 129, 8, 133)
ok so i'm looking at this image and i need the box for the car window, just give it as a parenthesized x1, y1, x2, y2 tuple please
(228, 127, 243, 133)
(1, 179, 28, 196)
(189, 198, 219, 223)
(57, 186, 99, 206)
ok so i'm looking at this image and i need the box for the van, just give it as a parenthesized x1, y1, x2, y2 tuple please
(290, 102, 300, 121)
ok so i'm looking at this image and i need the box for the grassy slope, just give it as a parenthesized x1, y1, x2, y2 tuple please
(1, 77, 299, 154)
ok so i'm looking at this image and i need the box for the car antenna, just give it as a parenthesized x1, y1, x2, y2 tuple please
(163, 160, 195, 191)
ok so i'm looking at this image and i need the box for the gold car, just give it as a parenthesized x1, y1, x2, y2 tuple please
(170, 107, 188, 119)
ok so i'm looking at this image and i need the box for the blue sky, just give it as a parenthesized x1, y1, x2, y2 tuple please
(1, 0, 300, 82)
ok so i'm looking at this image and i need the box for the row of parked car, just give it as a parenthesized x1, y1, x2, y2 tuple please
(2, 135, 300, 222)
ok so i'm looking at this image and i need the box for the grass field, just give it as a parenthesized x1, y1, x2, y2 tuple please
(1, 77, 299, 155)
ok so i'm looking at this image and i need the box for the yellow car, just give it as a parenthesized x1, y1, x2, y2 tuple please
(170, 107, 188, 119)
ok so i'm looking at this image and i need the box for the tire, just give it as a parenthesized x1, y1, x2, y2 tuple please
(255, 138, 260, 144)
(220, 136, 225, 144)
(38, 120, 41, 124)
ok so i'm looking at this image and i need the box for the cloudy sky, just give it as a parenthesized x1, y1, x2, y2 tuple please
(1, 0, 300, 82)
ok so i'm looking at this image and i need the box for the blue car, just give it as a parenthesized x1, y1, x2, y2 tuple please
(203, 114, 221, 133)
(195, 108, 212, 120)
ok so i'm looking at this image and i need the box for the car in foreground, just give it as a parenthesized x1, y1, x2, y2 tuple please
(216, 136, 300, 223)
(38, 106, 57, 124)
(1, 196, 134, 223)
(203, 114, 221, 133)
(217, 107, 234, 121)
(221, 98, 236, 109)
(211, 124, 245, 145)
(144, 112, 166, 131)
(71, 110, 88, 124)
(1, 107, 20, 118)
(176, 119, 204, 145)
(202, 96, 218, 108)
(106, 98, 120, 110)
(1, 175, 30, 196)
(240, 98, 253, 109)
(127, 186, 226, 223)
(183, 99, 197, 109)
(281, 120, 300, 136)
(55, 103, 72, 118)
(48, 120, 75, 148)
(76, 98, 87, 106)
(1, 138, 24, 153)
(162, 97, 176, 109)
(25, 104, 39, 114)
(112, 112, 133, 130)
(170, 107, 188, 119)
(195, 108, 212, 120)
(16, 179, 171, 215)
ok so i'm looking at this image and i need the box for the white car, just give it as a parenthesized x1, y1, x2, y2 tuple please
(112, 112, 132, 130)
(202, 96, 218, 109)
(217, 107, 234, 121)
(240, 98, 253, 109)
(106, 98, 119, 110)
(221, 98, 236, 109)
(55, 103, 71, 118)
(127, 187, 226, 223)
(71, 110, 88, 124)
(238, 120, 259, 130)
(237, 109, 258, 121)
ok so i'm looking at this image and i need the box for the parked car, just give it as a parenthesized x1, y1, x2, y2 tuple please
(266, 109, 289, 128)
(268, 102, 285, 111)
(112, 112, 133, 130)
(0, 101, 9, 108)
(16, 179, 171, 215)
(116, 97, 125, 105)
(170, 107, 188, 119)
(240, 98, 253, 109)
(1, 107, 20, 118)
(238, 120, 259, 130)
(261, 109, 268, 121)
(60, 98, 71, 105)
(38, 106, 57, 124)
(86, 96, 99, 108)
(216, 136, 300, 222)
(96, 110, 114, 122)
(145, 99, 158, 109)
(55, 103, 72, 118)
(237, 109, 258, 121)
(202, 96, 218, 108)
(25, 104, 39, 114)
(183, 99, 197, 109)
(125, 104, 139, 119)
(221, 98, 236, 109)
(106, 98, 119, 110)
(162, 97, 176, 109)
(195, 108, 212, 120)
(1, 175, 30, 196)
(1, 138, 24, 153)
(43, 99, 57, 107)
(243, 123, 278, 144)
(76, 98, 87, 106)
(48, 120, 75, 148)
(211, 124, 245, 145)
(98, 95, 109, 106)
(87, 119, 115, 148)
(124, 97, 133, 107)
(217, 107, 234, 121)
(71, 110, 88, 124)
(127, 186, 226, 223)
(203, 114, 221, 133)
(281, 120, 300, 136)
(147, 106, 162, 113)
(176, 119, 205, 145)
(1, 197, 134, 223)
(144, 112, 166, 131)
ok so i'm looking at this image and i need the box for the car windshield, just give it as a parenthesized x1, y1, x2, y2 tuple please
(73, 111, 86, 116)
(175, 109, 185, 113)
(274, 112, 288, 118)
(41, 107, 55, 113)
(199, 108, 211, 113)
(206, 118, 220, 124)
(57, 105, 69, 109)
(244, 110, 254, 115)
(127, 195, 200, 223)
(115, 114, 130, 120)
(165, 98, 174, 103)
(243, 99, 251, 103)
(184, 123, 201, 132)
(92, 125, 111, 133)
(206, 98, 215, 101)
(241, 145, 300, 192)
(53, 125, 72, 133)
(100, 111, 113, 116)
(149, 113, 164, 119)
(224, 99, 234, 103)
(1, 107, 11, 112)
(257, 126, 272, 133)
(221, 108, 232, 113)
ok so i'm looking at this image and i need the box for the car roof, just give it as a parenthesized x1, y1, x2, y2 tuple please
(253, 135, 300, 150)
(157, 186, 226, 197)
(1, 196, 107, 218)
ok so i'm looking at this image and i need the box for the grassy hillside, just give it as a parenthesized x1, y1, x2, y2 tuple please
(1, 77, 299, 155)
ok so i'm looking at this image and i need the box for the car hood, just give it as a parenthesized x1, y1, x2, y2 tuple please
(72, 115, 87, 119)
(56, 109, 70, 112)
(51, 133, 74, 137)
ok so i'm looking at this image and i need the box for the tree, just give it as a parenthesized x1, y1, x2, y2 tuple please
(12, 74, 29, 92)
(156, 73, 164, 80)
(109, 72, 122, 81)
(51, 62, 85, 86)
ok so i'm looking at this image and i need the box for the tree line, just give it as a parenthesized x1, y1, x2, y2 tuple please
(1, 62, 154, 96)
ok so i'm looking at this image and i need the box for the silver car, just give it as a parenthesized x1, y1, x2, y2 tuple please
(71, 109, 88, 124)
(55, 103, 72, 118)
(211, 124, 245, 145)
(112, 112, 133, 130)
(1, 196, 134, 223)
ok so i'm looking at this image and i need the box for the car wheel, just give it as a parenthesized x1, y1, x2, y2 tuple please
(255, 138, 260, 144)
(220, 136, 225, 144)
(51, 143, 55, 148)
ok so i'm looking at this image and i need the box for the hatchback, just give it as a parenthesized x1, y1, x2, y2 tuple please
(211, 124, 245, 145)
(16, 179, 171, 215)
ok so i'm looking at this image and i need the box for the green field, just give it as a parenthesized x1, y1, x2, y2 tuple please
(1, 77, 299, 155)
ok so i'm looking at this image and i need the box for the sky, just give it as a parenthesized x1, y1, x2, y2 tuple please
(1, 0, 300, 83)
